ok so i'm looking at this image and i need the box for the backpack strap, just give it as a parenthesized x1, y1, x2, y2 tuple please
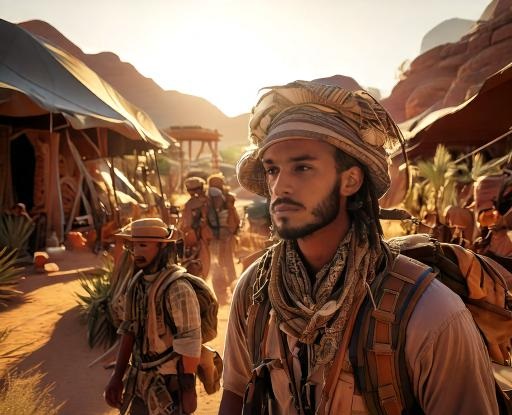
(155, 268, 185, 336)
(350, 254, 437, 415)
(123, 269, 144, 321)
(246, 248, 273, 365)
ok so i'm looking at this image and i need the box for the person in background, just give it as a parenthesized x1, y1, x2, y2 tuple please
(208, 173, 240, 287)
(104, 218, 200, 415)
(179, 177, 213, 278)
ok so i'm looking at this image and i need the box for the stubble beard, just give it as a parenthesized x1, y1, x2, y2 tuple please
(273, 178, 341, 240)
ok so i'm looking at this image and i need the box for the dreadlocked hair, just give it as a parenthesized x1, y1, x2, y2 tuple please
(334, 148, 383, 249)
(155, 242, 176, 269)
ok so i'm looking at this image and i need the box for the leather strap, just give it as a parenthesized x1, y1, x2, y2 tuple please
(351, 254, 436, 415)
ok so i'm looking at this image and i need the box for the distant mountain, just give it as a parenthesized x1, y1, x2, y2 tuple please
(420, 18, 475, 53)
(18, 20, 250, 148)
(17, 21, 379, 150)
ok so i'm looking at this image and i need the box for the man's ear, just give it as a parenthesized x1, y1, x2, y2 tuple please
(339, 166, 364, 196)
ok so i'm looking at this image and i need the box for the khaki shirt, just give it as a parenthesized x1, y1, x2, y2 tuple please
(119, 271, 202, 367)
(223, 261, 499, 414)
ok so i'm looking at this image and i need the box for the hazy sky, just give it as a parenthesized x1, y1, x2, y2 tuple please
(1, 0, 490, 116)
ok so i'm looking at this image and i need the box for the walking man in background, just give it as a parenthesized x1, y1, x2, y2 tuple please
(208, 173, 240, 286)
(180, 177, 213, 278)
(104, 218, 200, 414)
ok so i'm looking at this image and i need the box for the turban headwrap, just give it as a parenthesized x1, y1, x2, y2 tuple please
(236, 80, 404, 199)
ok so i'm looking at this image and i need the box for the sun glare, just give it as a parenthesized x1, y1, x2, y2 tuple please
(53, 0, 491, 117)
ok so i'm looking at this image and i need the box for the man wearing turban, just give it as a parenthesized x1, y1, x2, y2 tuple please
(219, 81, 498, 414)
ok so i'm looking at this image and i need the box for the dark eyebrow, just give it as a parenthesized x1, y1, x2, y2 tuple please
(262, 155, 318, 164)
(289, 155, 318, 162)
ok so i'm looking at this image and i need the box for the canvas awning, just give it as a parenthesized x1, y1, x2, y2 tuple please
(381, 62, 512, 208)
(403, 62, 512, 160)
(0, 19, 169, 149)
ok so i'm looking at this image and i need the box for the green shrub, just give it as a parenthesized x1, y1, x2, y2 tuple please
(76, 256, 118, 348)
(0, 247, 23, 307)
(0, 214, 35, 254)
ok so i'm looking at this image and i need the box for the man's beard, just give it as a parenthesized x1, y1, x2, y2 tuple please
(273, 178, 341, 240)
(135, 256, 157, 272)
(134, 244, 170, 273)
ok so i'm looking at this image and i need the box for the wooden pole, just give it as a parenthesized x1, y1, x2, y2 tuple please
(188, 140, 192, 172)
(180, 147, 185, 193)
(109, 156, 120, 227)
(152, 150, 165, 200)
(152, 149, 169, 224)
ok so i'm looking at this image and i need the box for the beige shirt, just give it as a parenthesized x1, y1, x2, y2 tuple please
(223, 261, 499, 415)
(119, 271, 202, 365)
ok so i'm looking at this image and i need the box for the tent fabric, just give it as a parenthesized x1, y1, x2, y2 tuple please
(402, 62, 512, 160)
(382, 62, 512, 208)
(0, 19, 169, 149)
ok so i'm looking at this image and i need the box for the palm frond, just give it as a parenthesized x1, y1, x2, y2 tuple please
(471, 153, 510, 180)
(413, 145, 460, 216)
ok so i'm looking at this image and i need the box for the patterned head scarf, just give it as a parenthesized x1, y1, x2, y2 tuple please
(236, 80, 404, 199)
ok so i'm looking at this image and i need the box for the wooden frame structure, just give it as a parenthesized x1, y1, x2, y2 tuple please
(164, 126, 221, 187)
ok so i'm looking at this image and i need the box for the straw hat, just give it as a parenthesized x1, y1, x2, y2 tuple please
(115, 218, 174, 243)
(185, 177, 206, 191)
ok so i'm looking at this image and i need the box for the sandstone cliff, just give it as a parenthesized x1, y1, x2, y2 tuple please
(382, 0, 512, 122)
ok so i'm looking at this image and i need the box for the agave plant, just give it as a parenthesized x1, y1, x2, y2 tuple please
(0, 247, 23, 307)
(76, 254, 119, 349)
(0, 213, 35, 260)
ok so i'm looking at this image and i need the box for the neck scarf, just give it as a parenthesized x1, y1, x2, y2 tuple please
(267, 228, 379, 367)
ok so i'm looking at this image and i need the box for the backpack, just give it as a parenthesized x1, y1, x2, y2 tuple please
(246, 236, 512, 414)
(156, 269, 219, 343)
(153, 268, 223, 395)
(351, 234, 512, 415)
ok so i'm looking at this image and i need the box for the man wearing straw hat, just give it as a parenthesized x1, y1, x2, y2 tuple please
(104, 218, 201, 415)
(219, 81, 497, 414)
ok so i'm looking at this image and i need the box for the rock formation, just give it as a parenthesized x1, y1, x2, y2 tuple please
(382, 0, 512, 122)
(420, 18, 475, 54)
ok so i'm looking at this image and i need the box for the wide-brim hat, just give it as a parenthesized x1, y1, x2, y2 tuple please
(115, 218, 174, 243)
(236, 80, 404, 199)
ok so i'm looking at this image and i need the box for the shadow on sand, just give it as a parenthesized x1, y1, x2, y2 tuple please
(14, 306, 116, 415)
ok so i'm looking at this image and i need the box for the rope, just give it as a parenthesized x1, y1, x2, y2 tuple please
(454, 128, 512, 164)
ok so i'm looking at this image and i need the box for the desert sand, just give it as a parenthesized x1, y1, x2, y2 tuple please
(0, 249, 229, 415)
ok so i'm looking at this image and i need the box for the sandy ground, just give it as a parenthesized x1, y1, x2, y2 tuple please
(0, 249, 229, 415)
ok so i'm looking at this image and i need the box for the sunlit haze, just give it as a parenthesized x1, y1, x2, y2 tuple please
(1, 0, 490, 116)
